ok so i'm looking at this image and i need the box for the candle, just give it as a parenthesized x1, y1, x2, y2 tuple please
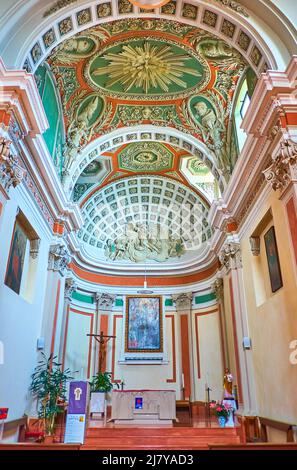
(181, 373, 185, 389)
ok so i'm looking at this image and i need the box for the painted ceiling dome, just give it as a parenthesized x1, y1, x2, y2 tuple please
(77, 175, 211, 265)
(31, 11, 262, 270)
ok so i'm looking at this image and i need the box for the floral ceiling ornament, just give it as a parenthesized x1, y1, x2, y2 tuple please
(128, 0, 172, 9)
(93, 41, 202, 93)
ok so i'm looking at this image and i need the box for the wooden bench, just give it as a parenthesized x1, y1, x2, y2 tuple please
(259, 417, 295, 443)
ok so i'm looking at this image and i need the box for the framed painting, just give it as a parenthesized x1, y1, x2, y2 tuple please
(125, 296, 163, 353)
(5, 221, 27, 295)
(264, 226, 283, 293)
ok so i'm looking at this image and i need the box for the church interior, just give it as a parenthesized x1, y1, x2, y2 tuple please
(0, 0, 297, 451)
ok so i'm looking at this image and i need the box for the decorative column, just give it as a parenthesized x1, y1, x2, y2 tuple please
(219, 239, 257, 415)
(41, 243, 71, 359)
(93, 293, 116, 376)
(172, 293, 194, 401)
(211, 277, 229, 368)
(59, 276, 77, 368)
(0, 138, 25, 225)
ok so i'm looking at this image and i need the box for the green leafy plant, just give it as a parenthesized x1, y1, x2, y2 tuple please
(89, 372, 119, 393)
(29, 353, 75, 436)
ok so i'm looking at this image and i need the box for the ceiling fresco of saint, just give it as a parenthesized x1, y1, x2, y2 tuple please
(36, 17, 250, 188)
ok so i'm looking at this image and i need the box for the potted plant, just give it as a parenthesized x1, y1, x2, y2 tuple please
(89, 372, 118, 417)
(29, 353, 75, 442)
(209, 400, 232, 428)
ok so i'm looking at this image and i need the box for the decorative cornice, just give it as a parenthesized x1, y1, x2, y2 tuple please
(48, 243, 71, 275)
(219, 241, 242, 271)
(263, 139, 297, 192)
(0, 138, 25, 192)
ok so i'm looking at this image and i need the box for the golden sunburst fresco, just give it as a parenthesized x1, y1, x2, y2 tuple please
(93, 42, 202, 93)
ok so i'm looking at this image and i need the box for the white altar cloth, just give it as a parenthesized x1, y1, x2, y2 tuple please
(111, 390, 176, 425)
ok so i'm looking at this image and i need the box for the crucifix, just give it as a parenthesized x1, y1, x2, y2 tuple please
(87, 331, 116, 373)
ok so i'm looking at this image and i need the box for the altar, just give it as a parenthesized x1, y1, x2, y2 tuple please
(111, 390, 176, 425)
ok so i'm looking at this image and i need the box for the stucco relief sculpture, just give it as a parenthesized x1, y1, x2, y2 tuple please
(190, 92, 230, 175)
(0, 138, 25, 191)
(105, 222, 185, 262)
(63, 95, 102, 177)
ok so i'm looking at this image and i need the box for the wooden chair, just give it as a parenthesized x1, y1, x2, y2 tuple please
(23, 417, 44, 442)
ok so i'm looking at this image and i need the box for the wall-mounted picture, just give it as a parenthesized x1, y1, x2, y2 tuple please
(264, 226, 283, 293)
(5, 221, 27, 295)
(125, 296, 163, 353)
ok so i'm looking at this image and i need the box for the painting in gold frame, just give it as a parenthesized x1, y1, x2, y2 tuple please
(125, 296, 163, 353)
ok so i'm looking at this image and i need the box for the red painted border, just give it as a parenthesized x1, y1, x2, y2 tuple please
(67, 308, 94, 378)
(218, 304, 227, 370)
(50, 279, 61, 357)
(180, 314, 191, 399)
(286, 197, 297, 267)
(229, 278, 243, 404)
(111, 315, 123, 383)
(166, 315, 176, 383)
(62, 303, 70, 371)
(194, 308, 220, 380)
(70, 260, 219, 287)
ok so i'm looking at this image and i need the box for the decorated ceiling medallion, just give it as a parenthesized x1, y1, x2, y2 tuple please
(88, 38, 208, 98)
(118, 142, 173, 172)
(128, 0, 172, 9)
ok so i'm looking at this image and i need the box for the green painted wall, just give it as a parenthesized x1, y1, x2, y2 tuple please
(35, 64, 65, 178)
(72, 291, 94, 304)
(194, 293, 216, 304)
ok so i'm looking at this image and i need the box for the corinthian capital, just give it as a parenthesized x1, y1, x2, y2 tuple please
(48, 244, 71, 276)
(172, 292, 193, 310)
(64, 277, 77, 300)
(219, 242, 242, 271)
(263, 139, 297, 192)
(0, 138, 25, 192)
(96, 293, 116, 310)
(211, 278, 224, 301)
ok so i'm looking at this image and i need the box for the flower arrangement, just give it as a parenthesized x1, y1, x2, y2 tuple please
(209, 400, 232, 419)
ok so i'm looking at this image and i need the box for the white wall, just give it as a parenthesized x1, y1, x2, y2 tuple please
(63, 297, 224, 403)
(0, 184, 52, 421)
